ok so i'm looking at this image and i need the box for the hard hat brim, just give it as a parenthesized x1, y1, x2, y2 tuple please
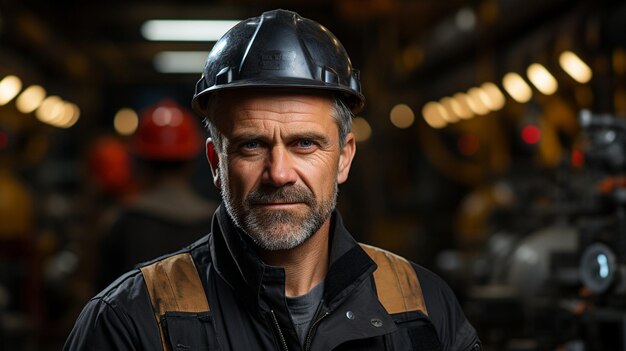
(192, 78, 365, 117)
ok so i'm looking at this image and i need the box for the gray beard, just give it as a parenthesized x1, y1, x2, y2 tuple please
(219, 165, 337, 251)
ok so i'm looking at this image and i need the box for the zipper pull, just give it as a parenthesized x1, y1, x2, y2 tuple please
(304, 310, 330, 351)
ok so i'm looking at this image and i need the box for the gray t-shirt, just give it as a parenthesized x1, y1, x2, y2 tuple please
(286, 282, 324, 347)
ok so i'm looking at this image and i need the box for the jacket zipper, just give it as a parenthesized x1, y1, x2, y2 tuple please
(304, 311, 330, 351)
(270, 310, 289, 351)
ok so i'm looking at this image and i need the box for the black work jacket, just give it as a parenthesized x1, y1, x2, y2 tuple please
(64, 206, 480, 350)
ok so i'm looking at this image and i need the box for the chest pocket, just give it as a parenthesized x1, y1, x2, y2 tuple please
(140, 253, 219, 351)
(391, 312, 441, 351)
(161, 312, 219, 351)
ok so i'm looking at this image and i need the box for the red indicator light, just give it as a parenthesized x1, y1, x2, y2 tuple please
(521, 125, 541, 144)
(571, 149, 585, 168)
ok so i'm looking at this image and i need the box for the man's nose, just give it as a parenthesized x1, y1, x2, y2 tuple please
(263, 147, 297, 187)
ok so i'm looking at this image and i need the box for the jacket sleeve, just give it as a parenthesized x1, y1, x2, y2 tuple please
(63, 272, 163, 351)
(63, 298, 140, 350)
(412, 263, 480, 351)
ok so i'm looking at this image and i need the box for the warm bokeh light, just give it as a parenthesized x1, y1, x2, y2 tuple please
(0, 75, 23, 105)
(527, 63, 558, 95)
(49, 102, 72, 127)
(502, 72, 533, 103)
(439, 97, 461, 123)
(451, 93, 474, 119)
(67, 103, 81, 128)
(421, 101, 448, 129)
(16, 85, 46, 113)
(559, 51, 592, 83)
(352, 117, 372, 142)
(390, 103, 415, 129)
(466, 87, 490, 115)
(36, 96, 64, 124)
(55, 102, 81, 128)
(480, 82, 506, 111)
(114, 108, 139, 136)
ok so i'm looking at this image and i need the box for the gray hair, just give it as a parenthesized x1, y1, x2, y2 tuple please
(202, 94, 354, 153)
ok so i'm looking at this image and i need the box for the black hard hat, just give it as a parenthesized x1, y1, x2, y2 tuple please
(191, 9, 365, 115)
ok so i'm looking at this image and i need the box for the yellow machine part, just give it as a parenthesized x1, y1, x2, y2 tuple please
(0, 170, 34, 239)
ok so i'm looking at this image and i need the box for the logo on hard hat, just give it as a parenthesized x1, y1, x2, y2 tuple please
(261, 50, 296, 70)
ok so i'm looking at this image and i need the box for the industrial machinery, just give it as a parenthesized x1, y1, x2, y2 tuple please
(465, 110, 626, 351)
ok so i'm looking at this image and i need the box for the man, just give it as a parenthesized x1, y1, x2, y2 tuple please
(65, 9, 481, 350)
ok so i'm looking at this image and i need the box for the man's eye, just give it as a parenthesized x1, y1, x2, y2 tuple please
(242, 141, 260, 149)
(297, 139, 314, 148)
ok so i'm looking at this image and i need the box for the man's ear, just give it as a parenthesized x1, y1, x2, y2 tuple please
(337, 132, 356, 184)
(205, 138, 221, 188)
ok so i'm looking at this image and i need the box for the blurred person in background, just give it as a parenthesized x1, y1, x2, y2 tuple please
(65, 9, 480, 351)
(96, 99, 217, 289)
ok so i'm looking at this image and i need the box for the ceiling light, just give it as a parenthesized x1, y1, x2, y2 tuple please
(52, 102, 80, 128)
(466, 87, 490, 115)
(352, 117, 372, 142)
(559, 51, 592, 83)
(0, 75, 22, 105)
(390, 103, 415, 129)
(527, 63, 558, 95)
(480, 82, 506, 111)
(439, 97, 460, 123)
(62, 103, 81, 128)
(141, 20, 239, 42)
(16, 85, 46, 113)
(451, 93, 474, 119)
(154, 51, 208, 74)
(421, 102, 447, 129)
(114, 108, 139, 136)
(502, 72, 532, 103)
(36, 96, 64, 124)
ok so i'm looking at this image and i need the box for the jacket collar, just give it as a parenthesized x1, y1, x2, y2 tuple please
(208, 204, 377, 311)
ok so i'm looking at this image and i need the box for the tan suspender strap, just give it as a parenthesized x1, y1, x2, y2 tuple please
(140, 252, 210, 350)
(359, 243, 428, 316)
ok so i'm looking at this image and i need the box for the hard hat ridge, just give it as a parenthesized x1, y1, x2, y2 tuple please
(192, 9, 365, 116)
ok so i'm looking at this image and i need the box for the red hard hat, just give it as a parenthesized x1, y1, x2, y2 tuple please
(133, 99, 203, 160)
(86, 135, 135, 196)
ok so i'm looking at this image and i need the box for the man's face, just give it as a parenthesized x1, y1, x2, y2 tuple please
(207, 91, 355, 251)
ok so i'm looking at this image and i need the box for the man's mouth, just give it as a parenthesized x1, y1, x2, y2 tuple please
(246, 185, 314, 208)
(252, 202, 303, 209)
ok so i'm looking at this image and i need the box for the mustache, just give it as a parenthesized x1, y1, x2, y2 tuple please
(246, 185, 315, 206)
